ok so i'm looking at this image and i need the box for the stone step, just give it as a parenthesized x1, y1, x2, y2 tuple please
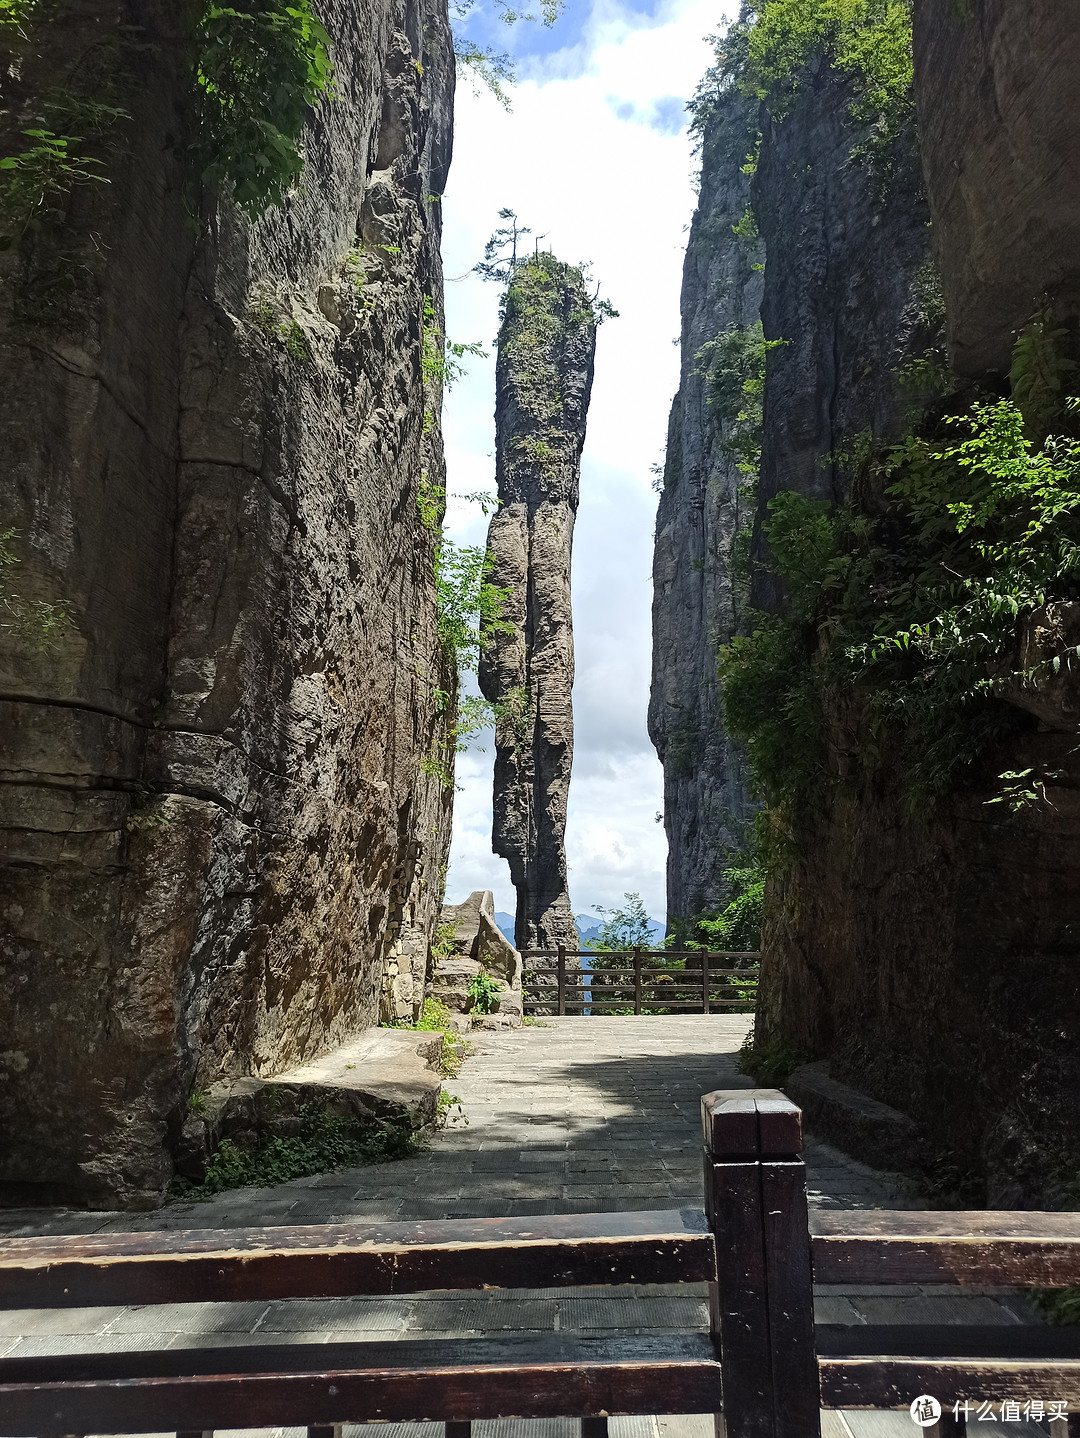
(176, 1030, 445, 1183)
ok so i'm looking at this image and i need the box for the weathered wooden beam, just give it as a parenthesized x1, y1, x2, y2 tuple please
(0, 1334, 722, 1436)
(0, 1209, 716, 1310)
(706, 1155, 773, 1438)
(816, 1324, 1080, 1360)
(701, 1091, 802, 1160)
(761, 1156, 819, 1438)
(820, 1358, 1080, 1408)
(812, 1210, 1080, 1286)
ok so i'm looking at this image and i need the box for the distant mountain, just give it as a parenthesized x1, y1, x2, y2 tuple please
(492, 910, 666, 949)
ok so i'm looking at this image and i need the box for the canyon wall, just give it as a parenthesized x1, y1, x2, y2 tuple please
(648, 88, 761, 928)
(478, 256, 596, 953)
(659, 10, 1080, 1200)
(755, 13, 1080, 1204)
(911, 0, 1080, 379)
(0, 0, 455, 1206)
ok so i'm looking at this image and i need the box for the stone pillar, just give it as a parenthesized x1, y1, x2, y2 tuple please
(478, 254, 597, 954)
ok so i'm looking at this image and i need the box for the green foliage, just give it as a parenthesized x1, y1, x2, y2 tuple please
(171, 1104, 420, 1200)
(678, 863, 766, 952)
(421, 294, 485, 431)
(721, 313, 1080, 811)
(435, 539, 512, 671)
(495, 682, 530, 749)
(193, 0, 334, 218)
(467, 973, 504, 1014)
(0, 0, 36, 29)
(1030, 1289, 1080, 1326)
(695, 321, 785, 475)
(1009, 308, 1079, 442)
(693, 0, 914, 183)
(414, 997, 471, 1078)
(437, 1089, 468, 1126)
(737, 1026, 809, 1086)
(0, 528, 70, 649)
(744, 0, 913, 129)
(587, 892, 653, 952)
(451, 1, 564, 106)
(430, 921, 458, 963)
(474, 206, 531, 283)
(0, 129, 108, 249)
(276, 316, 307, 360)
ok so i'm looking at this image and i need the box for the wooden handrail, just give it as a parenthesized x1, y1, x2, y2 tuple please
(811, 1209, 1080, 1287)
(702, 1090, 1080, 1438)
(522, 950, 760, 1015)
(0, 1210, 714, 1311)
(6, 1084, 1077, 1437)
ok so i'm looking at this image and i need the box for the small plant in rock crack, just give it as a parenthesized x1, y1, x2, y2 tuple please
(437, 1089, 468, 1127)
(467, 973, 504, 1015)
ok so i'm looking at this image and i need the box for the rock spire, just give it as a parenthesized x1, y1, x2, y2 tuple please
(479, 254, 598, 952)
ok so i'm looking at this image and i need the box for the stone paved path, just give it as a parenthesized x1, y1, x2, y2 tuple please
(0, 1017, 1034, 1438)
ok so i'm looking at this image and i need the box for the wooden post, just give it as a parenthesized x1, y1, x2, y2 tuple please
(703, 1092, 773, 1438)
(702, 1089, 819, 1438)
(557, 944, 567, 1016)
(702, 950, 711, 1014)
(634, 947, 642, 1014)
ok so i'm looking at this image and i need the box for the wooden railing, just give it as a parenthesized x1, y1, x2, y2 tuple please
(2, 1091, 1080, 1435)
(520, 948, 759, 1015)
(0, 1208, 720, 1435)
(706, 1091, 1080, 1438)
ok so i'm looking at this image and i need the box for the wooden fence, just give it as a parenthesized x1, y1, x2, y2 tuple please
(2, 1091, 1080, 1434)
(520, 948, 759, 1015)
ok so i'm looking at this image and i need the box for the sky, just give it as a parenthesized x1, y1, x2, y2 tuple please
(440, 0, 723, 923)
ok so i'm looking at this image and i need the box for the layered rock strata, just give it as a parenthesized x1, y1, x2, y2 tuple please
(0, 0, 455, 1206)
(478, 256, 596, 954)
(649, 88, 762, 928)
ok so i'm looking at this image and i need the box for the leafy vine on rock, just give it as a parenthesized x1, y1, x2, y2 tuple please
(193, 1, 334, 217)
(720, 312, 1080, 817)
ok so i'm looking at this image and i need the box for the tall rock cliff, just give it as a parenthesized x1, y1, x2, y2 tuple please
(0, 0, 456, 1206)
(663, 4, 1080, 1203)
(649, 85, 762, 929)
(478, 255, 597, 953)
(753, 7, 1080, 1204)
(911, 0, 1080, 379)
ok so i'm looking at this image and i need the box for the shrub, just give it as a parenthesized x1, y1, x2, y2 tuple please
(193, 0, 334, 217)
(466, 973, 504, 1015)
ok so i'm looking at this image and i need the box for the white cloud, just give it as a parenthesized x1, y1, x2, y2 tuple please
(441, 0, 718, 924)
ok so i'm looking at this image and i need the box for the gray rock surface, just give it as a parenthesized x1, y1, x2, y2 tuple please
(747, 31, 1080, 1203)
(175, 1030, 446, 1184)
(750, 65, 933, 608)
(649, 88, 762, 927)
(432, 890, 523, 1031)
(0, 0, 456, 1206)
(912, 0, 1080, 378)
(479, 257, 597, 953)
